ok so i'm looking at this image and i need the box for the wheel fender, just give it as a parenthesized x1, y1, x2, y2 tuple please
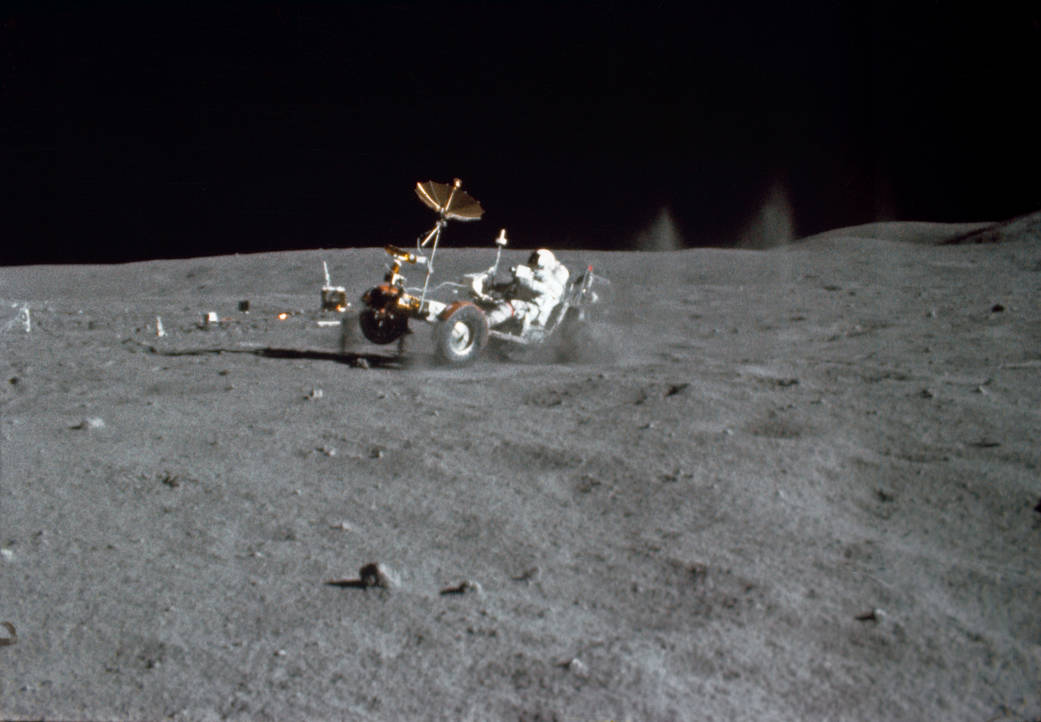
(361, 283, 401, 309)
(438, 300, 481, 321)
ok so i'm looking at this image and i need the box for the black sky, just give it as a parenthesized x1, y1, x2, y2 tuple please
(3, 2, 1039, 264)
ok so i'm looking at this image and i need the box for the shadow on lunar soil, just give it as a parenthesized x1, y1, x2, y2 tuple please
(133, 342, 402, 369)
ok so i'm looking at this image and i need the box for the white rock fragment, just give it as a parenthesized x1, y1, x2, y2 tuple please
(855, 607, 887, 622)
(567, 658, 589, 677)
(0, 548, 14, 562)
(440, 579, 482, 596)
(556, 657, 590, 677)
(334, 562, 401, 590)
(511, 566, 540, 583)
(70, 417, 105, 431)
(367, 563, 400, 589)
(328, 562, 401, 591)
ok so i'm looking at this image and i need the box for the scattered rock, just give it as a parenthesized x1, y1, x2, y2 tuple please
(238, 300, 251, 312)
(576, 476, 601, 493)
(0, 622, 16, 646)
(1033, 497, 1041, 515)
(369, 447, 384, 459)
(991, 303, 1006, 313)
(511, 566, 540, 583)
(919, 389, 935, 399)
(70, 417, 106, 431)
(665, 383, 690, 397)
(360, 562, 398, 589)
(876, 488, 895, 503)
(326, 562, 399, 590)
(855, 608, 886, 623)
(354, 357, 370, 369)
(160, 473, 180, 489)
(306, 388, 323, 401)
(566, 657, 588, 677)
(555, 657, 589, 678)
(0, 548, 13, 562)
(688, 562, 708, 584)
(440, 580, 482, 596)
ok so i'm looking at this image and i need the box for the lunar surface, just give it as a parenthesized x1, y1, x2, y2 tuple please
(2, 214, 1040, 720)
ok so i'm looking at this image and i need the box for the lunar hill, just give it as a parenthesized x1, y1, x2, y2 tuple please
(1, 216, 1039, 720)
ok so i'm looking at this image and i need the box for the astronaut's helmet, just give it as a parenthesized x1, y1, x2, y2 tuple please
(527, 248, 556, 269)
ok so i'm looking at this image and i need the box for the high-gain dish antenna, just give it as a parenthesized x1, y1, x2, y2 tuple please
(415, 178, 484, 229)
(413, 178, 484, 303)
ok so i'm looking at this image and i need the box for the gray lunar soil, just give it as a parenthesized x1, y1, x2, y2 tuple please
(2, 214, 1040, 720)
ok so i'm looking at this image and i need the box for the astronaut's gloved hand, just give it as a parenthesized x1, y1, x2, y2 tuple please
(513, 264, 534, 282)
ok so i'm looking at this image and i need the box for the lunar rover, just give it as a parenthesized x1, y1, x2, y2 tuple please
(358, 179, 604, 365)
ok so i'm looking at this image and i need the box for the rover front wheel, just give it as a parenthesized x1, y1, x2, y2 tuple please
(435, 304, 488, 365)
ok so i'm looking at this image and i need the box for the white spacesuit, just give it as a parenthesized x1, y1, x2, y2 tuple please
(484, 248, 569, 335)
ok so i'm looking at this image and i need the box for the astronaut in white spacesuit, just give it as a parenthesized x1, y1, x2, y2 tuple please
(483, 248, 569, 337)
